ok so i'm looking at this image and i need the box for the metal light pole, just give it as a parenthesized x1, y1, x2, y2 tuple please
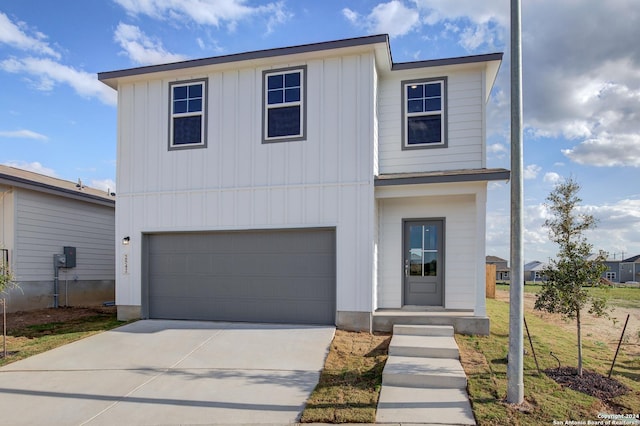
(508, 0, 525, 404)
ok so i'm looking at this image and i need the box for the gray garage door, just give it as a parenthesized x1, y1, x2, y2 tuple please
(145, 228, 336, 325)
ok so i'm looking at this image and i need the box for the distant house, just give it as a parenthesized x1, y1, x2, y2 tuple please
(603, 260, 621, 283)
(486, 255, 509, 281)
(0, 165, 115, 312)
(524, 261, 547, 282)
(620, 255, 640, 283)
(585, 253, 640, 284)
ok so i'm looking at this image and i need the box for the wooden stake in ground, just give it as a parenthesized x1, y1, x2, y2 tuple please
(2, 298, 5, 358)
(608, 314, 630, 379)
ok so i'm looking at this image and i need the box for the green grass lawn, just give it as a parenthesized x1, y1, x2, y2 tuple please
(456, 298, 640, 425)
(0, 311, 126, 367)
(496, 284, 640, 309)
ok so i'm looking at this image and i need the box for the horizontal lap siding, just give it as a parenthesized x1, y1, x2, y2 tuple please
(14, 190, 115, 281)
(0, 187, 14, 255)
(378, 69, 484, 174)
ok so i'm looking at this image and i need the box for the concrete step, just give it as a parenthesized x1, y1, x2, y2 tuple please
(383, 355, 467, 389)
(393, 324, 454, 336)
(376, 385, 476, 425)
(389, 334, 459, 359)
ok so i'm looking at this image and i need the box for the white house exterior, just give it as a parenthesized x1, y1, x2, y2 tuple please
(0, 165, 115, 311)
(99, 35, 508, 333)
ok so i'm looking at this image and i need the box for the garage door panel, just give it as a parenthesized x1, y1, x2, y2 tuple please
(146, 229, 335, 325)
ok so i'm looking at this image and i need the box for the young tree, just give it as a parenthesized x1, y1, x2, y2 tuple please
(534, 178, 608, 376)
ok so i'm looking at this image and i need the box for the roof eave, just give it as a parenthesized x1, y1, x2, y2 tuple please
(375, 168, 510, 187)
(0, 174, 115, 207)
(98, 34, 391, 89)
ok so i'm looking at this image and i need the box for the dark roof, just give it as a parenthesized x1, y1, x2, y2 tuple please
(622, 254, 640, 263)
(375, 168, 510, 186)
(98, 34, 503, 88)
(524, 261, 547, 271)
(486, 255, 507, 263)
(0, 165, 115, 207)
(392, 53, 503, 71)
(99, 35, 389, 85)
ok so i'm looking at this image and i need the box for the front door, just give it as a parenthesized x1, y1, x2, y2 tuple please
(404, 220, 444, 306)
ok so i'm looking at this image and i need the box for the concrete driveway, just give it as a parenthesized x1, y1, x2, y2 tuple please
(0, 320, 335, 425)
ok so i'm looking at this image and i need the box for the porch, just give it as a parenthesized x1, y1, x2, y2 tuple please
(372, 307, 489, 335)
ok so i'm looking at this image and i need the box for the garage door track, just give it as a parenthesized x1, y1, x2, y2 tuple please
(0, 320, 335, 425)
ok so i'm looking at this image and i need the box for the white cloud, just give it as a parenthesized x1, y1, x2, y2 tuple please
(520, 1, 640, 169)
(562, 134, 640, 167)
(0, 130, 48, 140)
(487, 143, 506, 154)
(543, 172, 561, 184)
(0, 57, 116, 106)
(113, 0, 290, 32)
(342, 8, 359, 23)
(343, 1, 420, 38)
(114, 23, 187, 65)
(523, 164, 541, 180)
(519, 196, 640, 261)
(2, 161, 57, 177)
(0, 12, 60, 59)
(264, 2, 293, 34)
(411, 0, 640, 172)
(413, 0, 509, 27)
(459, 22, 493, 51)
(90, 178, 117, 193)
(413, 0, 507, 51)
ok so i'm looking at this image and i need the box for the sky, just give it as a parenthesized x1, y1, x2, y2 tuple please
(1, 0, 639, 264)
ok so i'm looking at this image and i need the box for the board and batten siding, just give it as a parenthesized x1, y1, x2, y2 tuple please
(13, 189, 115, 282)
(116, 52, 377, 315)
(376, 182, 485, 310)
(378, 67, 487, 174)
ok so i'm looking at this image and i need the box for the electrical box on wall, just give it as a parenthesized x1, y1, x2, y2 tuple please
(63, 246, 76, 268)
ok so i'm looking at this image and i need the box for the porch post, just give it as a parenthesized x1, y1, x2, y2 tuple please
(475, 189, 487, 316)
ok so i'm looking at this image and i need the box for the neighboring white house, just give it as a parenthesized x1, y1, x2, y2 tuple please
(0, 165, 116, 311)
(98, 34, 508, 333)
(524, 261, 548, 282)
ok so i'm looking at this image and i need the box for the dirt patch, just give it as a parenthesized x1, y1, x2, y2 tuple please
(545, 367, 629, 401)
(495, 290, 640, 357)
(301, 330, 391, 424)
(1, 306, 117, 332)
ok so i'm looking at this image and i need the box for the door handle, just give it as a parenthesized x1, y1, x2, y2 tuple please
(404, 259, 409, 277)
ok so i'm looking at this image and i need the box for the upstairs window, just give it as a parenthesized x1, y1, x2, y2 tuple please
(169, 79, 207, 149)
(402, 78, 447, 149)
(263, 67, 306, 143)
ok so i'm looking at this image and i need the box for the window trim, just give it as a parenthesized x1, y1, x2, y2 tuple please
(168, 78, 208, 150)
(401, 77, 447, 150)
(262, 66, 307, 143)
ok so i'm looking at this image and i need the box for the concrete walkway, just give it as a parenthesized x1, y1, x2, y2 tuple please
(376, 324, 476, 425)
(0, 320, 335, 425)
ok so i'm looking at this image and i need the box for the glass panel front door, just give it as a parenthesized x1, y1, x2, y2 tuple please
(404, 220, 443, 306)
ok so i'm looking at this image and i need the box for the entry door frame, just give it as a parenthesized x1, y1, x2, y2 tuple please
(402, 218, 445, 307)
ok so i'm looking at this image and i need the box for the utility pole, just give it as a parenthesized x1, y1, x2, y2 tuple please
(508, 0, 525, 404)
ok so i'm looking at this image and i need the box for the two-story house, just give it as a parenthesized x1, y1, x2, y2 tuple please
(98, 34, 508, 334)
(486, 255, 510, 281)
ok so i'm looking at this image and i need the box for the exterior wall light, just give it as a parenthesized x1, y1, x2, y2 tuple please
(122, 236, 130, 245)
